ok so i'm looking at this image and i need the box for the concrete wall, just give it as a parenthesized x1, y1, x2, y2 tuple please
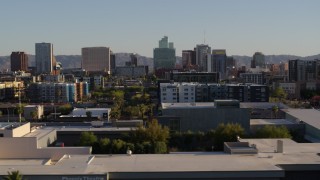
(12, 122, 31, 137)
(0, 137, 91, 160)
(161, 108, 250, 132)
(37, 129, 57, 148)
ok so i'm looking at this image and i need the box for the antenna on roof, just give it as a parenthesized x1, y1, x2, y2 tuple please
(203, 30, 206, 44)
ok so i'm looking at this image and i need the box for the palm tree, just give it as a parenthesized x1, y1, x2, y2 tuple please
(272, 105, 279, 119)
(3, 170, 23, 180)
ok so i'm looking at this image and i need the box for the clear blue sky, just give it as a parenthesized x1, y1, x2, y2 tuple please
(1, 0, 319, 57)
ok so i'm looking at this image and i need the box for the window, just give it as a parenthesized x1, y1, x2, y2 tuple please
(184, 93, 188, 96)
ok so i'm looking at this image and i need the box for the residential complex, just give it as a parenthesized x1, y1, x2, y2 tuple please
(26, 82, 89, 103)
(159, 82, 269, 103)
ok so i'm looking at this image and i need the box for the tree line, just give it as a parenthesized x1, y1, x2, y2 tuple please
(77, 120, 292, 154)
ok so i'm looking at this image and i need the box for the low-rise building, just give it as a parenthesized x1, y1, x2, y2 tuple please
(23, 105, 44, 120)
(158, 100, 250, 132)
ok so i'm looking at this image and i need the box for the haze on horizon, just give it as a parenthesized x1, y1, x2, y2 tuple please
(1, 0, 319, 57)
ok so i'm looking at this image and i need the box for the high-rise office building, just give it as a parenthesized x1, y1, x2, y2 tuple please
(35, 43, 54, 74)
(81, 47, 111, 73)
(212, 49, 227, 79)
(289, 59, 319, 82)
(182, 50, 196, 69)
(110, 52, 116, 74)
(195, 44, 211, 72)
(154, 36, 176, 70)
(10, 52, 28, 72)
(251, 52, 265, 68)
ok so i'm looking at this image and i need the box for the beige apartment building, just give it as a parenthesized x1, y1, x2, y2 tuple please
(82, 47, 111, 73)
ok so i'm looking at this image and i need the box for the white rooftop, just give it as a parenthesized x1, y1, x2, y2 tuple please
(162, 102, 215, 109)
(284, 109, 320, 129)
(250, 119, 296, 125)
(1, 139, 320, 177)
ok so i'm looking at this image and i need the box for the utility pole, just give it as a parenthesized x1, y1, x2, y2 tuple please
(18, 84, 22, 123)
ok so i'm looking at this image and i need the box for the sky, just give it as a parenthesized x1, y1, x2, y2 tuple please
(0, 0, 319, 57)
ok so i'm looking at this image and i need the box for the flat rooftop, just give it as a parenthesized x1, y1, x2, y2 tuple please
(240, 102, 289, 109)
(44, 126, 134, 132)
(284, 109, 320, 129)
(162, 102, 215, 109)
(1, 139, 320, 178)
(250, 119, 296, 125)
(23, 128, 55, 139)
(0, 122, 25, 130)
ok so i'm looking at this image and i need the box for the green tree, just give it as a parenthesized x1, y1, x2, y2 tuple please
(79, 132, 98, 146)
(138, 104, 148, 119)
(110, 107, 121, 119)
(30, 110, 38, 121)
(272, 105, 279, 118)
(213, 123, 245, 151)
(58, 104, 73, 115)
(255, 125, 292, 138)
(111, 139, 127, 153)
(272, 87, 287, 101)
(3, 170, 23, 180)
(98, 138, 111, 153)
(86, 111, 92, 118)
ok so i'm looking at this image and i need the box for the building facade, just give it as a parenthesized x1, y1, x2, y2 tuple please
(251, 52, 265, 68)
(159, 100, 250, 132)
(35, 43, 54, 75)
(82, 47, 111, 73)
(167, 72, 220, 83)
(239, 73, 265, 84)
(153, 36, 176, 70)
(10, 52, 28, 72)
(212, 49, 227, 79)
(26, 82, 89, 103)
(159, 82, 269, 103)
(288, 59, 320, 82)
(182, 50, 196, 69)
(195, 44, 211, 72)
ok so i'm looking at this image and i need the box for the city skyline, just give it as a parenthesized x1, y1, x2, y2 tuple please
(1, 0, 319, 57)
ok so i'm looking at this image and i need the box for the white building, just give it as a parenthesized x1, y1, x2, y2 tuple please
(82, 47, 111, 73)
(35, 42, 54, 74)
(160, 82, 196, 103)
(71, 108, 111, 121)
(23, 105, 44, 120)
(0, 122, 90, 160)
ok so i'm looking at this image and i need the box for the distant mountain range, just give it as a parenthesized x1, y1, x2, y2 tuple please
(1, 53, 320, 71)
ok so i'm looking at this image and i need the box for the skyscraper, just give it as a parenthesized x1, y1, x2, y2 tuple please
(195, 44, 211, 72)
(212, 49, 227, 79)
(81, 47, 111, 73)
(10, 52, 28, 72)
(251, 52, 265, 68)
(35, 43, 54, 74)
(153, 36, 176, 70)
(182, 50, 196, 69)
